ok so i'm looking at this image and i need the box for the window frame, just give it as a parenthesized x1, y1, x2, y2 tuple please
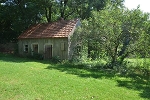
(24, 44, 28, 53)
(31, 43, 39, 54)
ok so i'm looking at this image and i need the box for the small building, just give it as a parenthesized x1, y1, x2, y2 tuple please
(18, 19, 80, 60)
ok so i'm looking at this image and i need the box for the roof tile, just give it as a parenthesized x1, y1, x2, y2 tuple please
(18, 19, 79, 39)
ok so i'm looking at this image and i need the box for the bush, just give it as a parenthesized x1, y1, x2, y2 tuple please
(51, 56, 61, 63)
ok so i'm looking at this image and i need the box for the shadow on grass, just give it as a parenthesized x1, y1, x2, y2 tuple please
(1, 53, 150, 99)
(0, 53, 51, 64)
(0, 53, 115, 79)
(46, 62, 150, 99)
(117, 71, 150, 99)
(46, 63, 116, 79)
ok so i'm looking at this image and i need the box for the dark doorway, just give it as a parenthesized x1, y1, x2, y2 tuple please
(45, 45, 52, 59)
(32, 44, 38, 53)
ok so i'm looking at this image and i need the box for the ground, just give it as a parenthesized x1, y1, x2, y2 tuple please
(0, 54, 150, 100)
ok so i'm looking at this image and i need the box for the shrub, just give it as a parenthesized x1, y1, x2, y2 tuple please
(51, 56, 61, 63)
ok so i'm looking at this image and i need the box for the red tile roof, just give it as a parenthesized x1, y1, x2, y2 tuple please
(18, 19, 79, 39)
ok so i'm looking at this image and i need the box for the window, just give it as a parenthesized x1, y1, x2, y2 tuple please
(24, 45, 28, 53)
(32, 44, 38, 53)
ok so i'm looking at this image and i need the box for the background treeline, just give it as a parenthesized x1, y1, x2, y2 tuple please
(0, 0, 112, 43)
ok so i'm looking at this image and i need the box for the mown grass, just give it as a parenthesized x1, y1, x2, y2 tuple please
(0, 54, 150, 100)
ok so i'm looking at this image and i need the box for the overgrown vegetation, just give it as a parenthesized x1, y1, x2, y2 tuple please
(72, 3, 150, 69)
(0, 53, 150, 100)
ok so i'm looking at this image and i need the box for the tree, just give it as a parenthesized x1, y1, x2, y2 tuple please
(0, 0, 108, 43)
(74, 5, 150, 68)
(0, 0, 41, 43)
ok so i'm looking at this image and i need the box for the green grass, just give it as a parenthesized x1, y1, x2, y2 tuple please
(0, 54, 150, 100)
(127, 58, 150, 68)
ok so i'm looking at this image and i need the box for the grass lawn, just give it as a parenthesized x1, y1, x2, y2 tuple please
(0, 54, 150, 100)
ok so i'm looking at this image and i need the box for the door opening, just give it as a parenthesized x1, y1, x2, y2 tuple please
(45, 45, 52, 59)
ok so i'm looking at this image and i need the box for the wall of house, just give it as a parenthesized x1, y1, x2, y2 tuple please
(18, 38, 69, 60)
(67, 19, 81, 60)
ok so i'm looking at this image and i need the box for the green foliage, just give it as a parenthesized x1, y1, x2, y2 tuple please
(126, 58, 150, 78)
(0, 0, 108, 43)
(51, 56, 61, 63)
(74, 4, 150, 68)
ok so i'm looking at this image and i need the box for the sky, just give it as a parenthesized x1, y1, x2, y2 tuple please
(124, 0, 150, 13)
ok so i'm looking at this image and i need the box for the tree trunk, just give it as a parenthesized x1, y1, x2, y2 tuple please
(109, 43, 119, 68)
(87, 40, 91, 58)
(60, 0, 68, 19)
(45, 5, 52, 22)
(48, 6, 52, 22)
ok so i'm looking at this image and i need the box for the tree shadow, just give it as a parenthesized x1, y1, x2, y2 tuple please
(0, 53, 114, 79)
(0, 53, 51, 64)
(1, 53, 149, 99)
(46, 63, 115, 79)
(0, 53, 27, 62)
(117, 72, 150, 99)
(46, 63, 150, 99)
